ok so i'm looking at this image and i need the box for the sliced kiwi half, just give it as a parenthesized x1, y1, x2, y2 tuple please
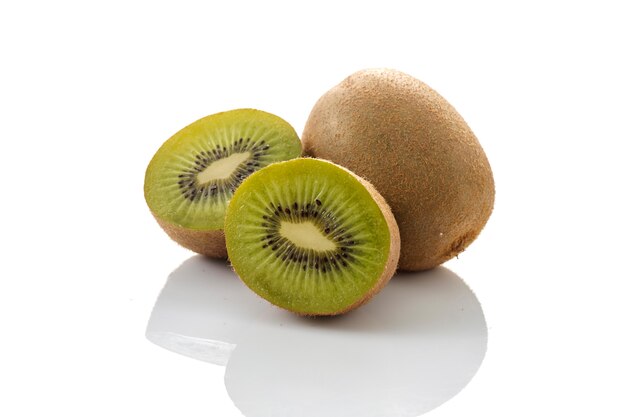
(224, 158, 400, 316)
(144, 109, 302, 257)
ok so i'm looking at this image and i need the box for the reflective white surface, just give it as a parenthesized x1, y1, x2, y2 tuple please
(147, 256, 487, 417)
(4, 3, 626, 415)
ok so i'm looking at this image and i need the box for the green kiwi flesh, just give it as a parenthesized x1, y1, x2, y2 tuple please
(224, 158, 400, 316)
(302, 69, 495, 271)
(144, 109, 302, 257)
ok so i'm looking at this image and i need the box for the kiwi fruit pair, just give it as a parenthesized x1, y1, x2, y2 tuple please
(145, 109, 399, 315)
(302, 69, 495, 271)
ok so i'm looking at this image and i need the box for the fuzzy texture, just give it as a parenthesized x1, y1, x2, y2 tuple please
(154, 215, 227, 258)
(302, 69, 495, 271)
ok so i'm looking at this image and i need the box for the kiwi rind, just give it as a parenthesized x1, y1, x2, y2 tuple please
(224, 158, 400, 316)
(302, 69, 495, 271)
(145, 108, 302, 258)
(154, 218, 227, 258)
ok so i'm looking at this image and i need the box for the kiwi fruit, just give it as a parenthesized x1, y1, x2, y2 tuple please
(302, 68, 495, 271)
(224, 158, 400, 316)
(144, 109, 302, 257)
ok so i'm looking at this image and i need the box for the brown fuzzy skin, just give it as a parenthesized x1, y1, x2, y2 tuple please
(154, 215, 227, 258)
(331, 169, 400, 315)
(302, 69, 495, 271)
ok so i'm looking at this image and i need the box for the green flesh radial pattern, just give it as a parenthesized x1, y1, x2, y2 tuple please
(225, 158, 392, 315)
(144, 109, 302, 230)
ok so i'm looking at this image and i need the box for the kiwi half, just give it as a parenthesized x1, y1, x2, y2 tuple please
(302, 69, 495, 271)
(224, 158, 400, 316)
(144, 109, 302, 257)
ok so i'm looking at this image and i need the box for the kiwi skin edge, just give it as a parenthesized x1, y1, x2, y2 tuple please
(154, 216, 227, 258)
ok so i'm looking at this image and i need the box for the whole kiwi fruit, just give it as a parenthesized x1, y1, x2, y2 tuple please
(302, 69, 494, 271)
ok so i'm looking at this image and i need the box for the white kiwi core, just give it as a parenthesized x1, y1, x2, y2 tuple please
(279, 221, 337, 251)
(197, 152, 251, 184)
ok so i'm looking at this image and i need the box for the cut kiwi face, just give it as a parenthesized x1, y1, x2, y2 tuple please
(144, 109, 302, 257)
(225, 158, 400, 316)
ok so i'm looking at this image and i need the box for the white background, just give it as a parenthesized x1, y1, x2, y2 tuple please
(1, 1, 625, 416)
